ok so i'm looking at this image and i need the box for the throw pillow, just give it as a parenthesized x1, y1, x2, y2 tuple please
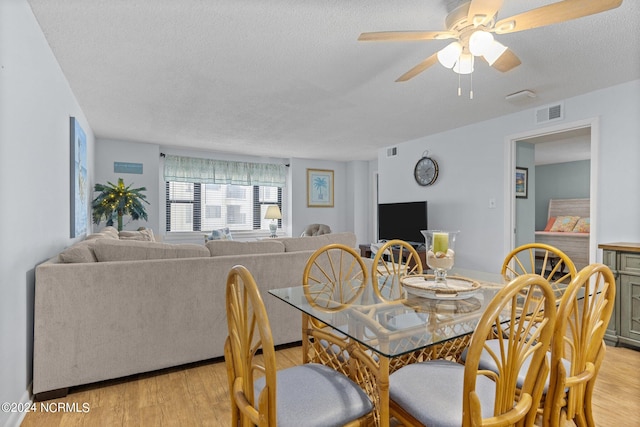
(59, 242, 98, 263)
(549, 216, 581, 232)
(209, 227, 233, 240)
(543, 217, 556, 232)
(119, 228, 155, 241)
(572, 217, 590, 233)
(99, 226, 120, 238)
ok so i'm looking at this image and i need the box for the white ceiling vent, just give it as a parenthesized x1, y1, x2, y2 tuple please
(535, 102, 564, 124)
(386, 147, 398, 157)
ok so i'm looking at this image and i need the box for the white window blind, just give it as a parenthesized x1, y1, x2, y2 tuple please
(163, 155, 285, 232)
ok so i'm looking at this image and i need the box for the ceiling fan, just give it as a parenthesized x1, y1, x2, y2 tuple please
(358, 0, 623, 83)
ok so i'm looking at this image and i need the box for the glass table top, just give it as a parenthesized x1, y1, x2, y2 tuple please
(269, 268, 508, 358)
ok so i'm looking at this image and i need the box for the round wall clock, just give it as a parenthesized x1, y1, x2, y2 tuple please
(414, 152, 439, 186)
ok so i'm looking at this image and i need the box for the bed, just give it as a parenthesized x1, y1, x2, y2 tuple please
(535, 198, 590, 270)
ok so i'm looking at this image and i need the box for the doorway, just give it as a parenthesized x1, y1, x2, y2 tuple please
(504, 118, 599, 265)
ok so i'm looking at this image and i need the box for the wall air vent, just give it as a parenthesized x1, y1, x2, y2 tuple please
(535, 102, 564, 124)
(386, 147, 398, 157)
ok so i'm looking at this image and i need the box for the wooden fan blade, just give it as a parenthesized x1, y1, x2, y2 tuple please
(494, 0, 623, 34)
(395, 53, 439, 82)
(467, 0, 504, 27)
(490, 48, 521, 72)
(358, 31, 455, 42)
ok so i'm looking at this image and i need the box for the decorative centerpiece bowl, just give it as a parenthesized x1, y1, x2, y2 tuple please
(421, 230, 459, 284)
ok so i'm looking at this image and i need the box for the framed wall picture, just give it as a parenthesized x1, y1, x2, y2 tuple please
(307, 168, 334, 207)
(70, 116, 88, 237)
(515, 167, 528, 199)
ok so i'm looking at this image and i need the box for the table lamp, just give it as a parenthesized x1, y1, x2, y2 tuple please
(264, 205, 282, 238)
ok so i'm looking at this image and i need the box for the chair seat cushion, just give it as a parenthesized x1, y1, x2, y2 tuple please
(254, 363, 372, 427)
(389, 359, 495, 427)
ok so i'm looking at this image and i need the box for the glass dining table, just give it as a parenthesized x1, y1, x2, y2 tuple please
(269, 268, 508, 427)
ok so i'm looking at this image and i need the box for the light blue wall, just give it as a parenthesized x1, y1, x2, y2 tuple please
(1, 1, 95, 425)
(535, 160, 591, 230)
(93, 142, 374, 244)
(378, 80, 640, 272)
(95, 139, 160, 233)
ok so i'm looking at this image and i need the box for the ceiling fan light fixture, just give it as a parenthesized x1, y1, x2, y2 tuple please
(483, 40, 508, 65)
(453, 53, 474, 74)
(437, 41, 462, 68)
(469, 30, 494, 56)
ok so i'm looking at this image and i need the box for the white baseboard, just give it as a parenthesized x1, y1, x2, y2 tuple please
(2, 386, 31, 427)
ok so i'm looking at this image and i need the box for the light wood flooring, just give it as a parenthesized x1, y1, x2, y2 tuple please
(22, 344, 640, 427)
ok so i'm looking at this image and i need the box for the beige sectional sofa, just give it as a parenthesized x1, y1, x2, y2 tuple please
(33, 228, 360, 399)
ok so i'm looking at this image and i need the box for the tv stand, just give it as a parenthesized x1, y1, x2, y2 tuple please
(359, 243, 427, 272)
(358, 244, 373, 259)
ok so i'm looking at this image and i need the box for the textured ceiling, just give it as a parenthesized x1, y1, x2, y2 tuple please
(27, 0, 640, 161)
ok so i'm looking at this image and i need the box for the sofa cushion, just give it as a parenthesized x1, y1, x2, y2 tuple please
(206, 240, 285, 257)
(119, 228, 155, 241)
(276, 232, 357, 252)
(59, 242, 98, 263)
(99, 226, 120, 238)
(93, 239, 209, 262)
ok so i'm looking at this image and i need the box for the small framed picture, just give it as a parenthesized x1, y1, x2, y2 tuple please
(307, 168, 334, 207)
(515, 167, 528, 199)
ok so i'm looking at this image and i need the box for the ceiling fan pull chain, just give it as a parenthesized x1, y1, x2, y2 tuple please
(470, 71, 474, 100)
(458, 66, 462, 97)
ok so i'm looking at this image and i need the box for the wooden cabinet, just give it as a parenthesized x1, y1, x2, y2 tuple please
(599, 242, 640, 349)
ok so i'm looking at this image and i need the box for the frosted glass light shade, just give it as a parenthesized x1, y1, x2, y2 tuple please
(437, 42, 462, 68)
(483, 40, 508, 65)
(453, 53, 474, 74)
(469, 31, 494, 56)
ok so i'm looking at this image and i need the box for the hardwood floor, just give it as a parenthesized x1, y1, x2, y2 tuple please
(22, 345, 639, 426)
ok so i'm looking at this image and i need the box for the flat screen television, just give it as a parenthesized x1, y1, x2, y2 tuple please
(377, 201, 428, 246)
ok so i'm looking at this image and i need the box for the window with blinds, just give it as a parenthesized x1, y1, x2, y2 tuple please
(166, 182, 282, 232)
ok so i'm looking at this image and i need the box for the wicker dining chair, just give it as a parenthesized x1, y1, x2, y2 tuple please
(224, 265, 374, 427)
(301, 244, 369, 371)
(501, 243, 577, 302)
(371, 239, 423, 302)
(465, 263, 615, 426)
(303, 243, 369, 312)
(543, 263, 616, 427)
(388, 274, 557, 427)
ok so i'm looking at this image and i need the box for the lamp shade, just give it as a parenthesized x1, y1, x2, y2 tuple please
(453, 53, 474, 74)
(469, 31, 494, 56)
(264, 205, 282, 220)
(437, 41, 462, 69)
(483, 40, 508, 65)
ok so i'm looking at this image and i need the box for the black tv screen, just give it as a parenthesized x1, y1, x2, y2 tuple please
(377, 201, 428, 245)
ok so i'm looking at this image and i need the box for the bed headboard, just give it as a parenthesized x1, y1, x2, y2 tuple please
(547, 198, 590, 219)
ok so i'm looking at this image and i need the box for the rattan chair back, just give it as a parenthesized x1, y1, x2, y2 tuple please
(543, 263, 616, 427)
(371, 240, 423, 301)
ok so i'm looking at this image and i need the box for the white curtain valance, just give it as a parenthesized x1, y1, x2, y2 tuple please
(163, 155, 287, 187)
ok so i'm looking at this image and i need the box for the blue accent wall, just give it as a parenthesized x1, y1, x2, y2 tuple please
(535, 160, 590, 230)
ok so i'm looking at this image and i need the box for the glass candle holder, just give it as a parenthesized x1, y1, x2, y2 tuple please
(421, 230, 459, 283)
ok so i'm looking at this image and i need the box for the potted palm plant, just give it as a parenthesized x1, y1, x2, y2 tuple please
(91, 178, 149, 232)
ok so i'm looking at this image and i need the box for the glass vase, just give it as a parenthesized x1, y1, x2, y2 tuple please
(421, 230, 459, 283)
